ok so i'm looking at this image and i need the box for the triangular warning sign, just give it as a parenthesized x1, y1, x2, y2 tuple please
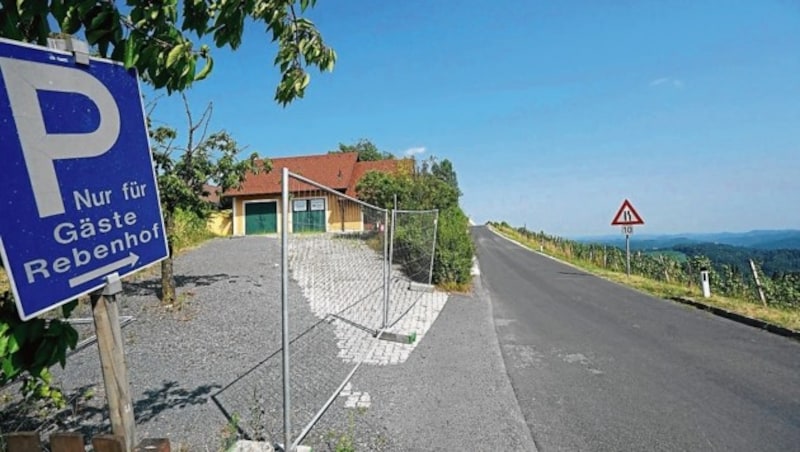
(611, 199, 644, 226)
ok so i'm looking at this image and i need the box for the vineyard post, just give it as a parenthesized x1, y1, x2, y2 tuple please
(749, 259, 767, 306)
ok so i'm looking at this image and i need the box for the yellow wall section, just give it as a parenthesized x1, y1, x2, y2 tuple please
(207, 210, 233, 236)
(230, 194, 367, 235)
(327, 198, 365, 232)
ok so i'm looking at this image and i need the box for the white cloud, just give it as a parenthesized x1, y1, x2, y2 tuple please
(403, 146, 426, 157)
(649, 77, 684, 89)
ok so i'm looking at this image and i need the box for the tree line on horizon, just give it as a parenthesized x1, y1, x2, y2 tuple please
(492, 222, 800, 308)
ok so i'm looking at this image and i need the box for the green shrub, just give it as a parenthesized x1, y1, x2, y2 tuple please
(0, 294, 78, 408)
(433, 207, 474, 287)
(170, 208, 217, 252)
(393, 214, 434, 283)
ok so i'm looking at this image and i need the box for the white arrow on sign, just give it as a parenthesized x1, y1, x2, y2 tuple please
(68, 253, 140, 288)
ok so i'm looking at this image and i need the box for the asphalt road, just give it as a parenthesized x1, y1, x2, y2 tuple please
(473, 226, 800, 452)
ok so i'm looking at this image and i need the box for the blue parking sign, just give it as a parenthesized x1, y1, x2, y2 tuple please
(0, 39, 168, 320)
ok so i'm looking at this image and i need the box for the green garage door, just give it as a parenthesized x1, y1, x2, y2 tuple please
(293, 198, 326, 232)
(244, 202, 277, 234)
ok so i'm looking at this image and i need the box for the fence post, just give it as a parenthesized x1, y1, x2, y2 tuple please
(663, 263, 671, 283)
(387, 206, 397, 329)
(427, 210, 439, 286)
(383, 208, 390, 330)
(92, 435, 126, 452)
(749, 259, 767, 306)
(5, 432, 41, 452)
(50, 432, 85, 452)
(280, 167, 292, 451)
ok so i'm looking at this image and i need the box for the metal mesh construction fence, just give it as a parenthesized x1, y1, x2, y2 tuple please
(213, 169, 441, 450)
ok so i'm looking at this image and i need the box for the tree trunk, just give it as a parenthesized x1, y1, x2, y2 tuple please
(161, 211, 176, 304)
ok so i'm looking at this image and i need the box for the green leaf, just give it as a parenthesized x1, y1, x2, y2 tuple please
(58, 347, 67, 368)
(50, 0, 68, 23)
(77, 0, 95, 16)
(61, 300, 78, 318)
(60, 6, 81, 34)
(124, 36, 136, 69)
(6, 334, 19, 355)
(194, 55, 213, 81)
(166, 43, 184, 68)
(46, 320, 62, 338)
(97, 39, 109, 58)
(86, 28, 106, 45)
(2, 357, 17, 380)
(89, 9, 109, 29)
(65, 327, 79, 349)
(0, 335, 8, 358)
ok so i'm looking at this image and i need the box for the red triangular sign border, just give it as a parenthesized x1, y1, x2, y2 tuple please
(611, 199, 644, 226)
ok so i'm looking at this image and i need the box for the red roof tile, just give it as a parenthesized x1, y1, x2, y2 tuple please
(226, 152, 359, 196)
(226, 152, 411, 198)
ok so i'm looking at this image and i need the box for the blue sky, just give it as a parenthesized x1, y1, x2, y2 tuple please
(149, 0, 800, 237)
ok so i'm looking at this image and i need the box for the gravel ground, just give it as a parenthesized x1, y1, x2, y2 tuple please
(3, 236, 329, 450)
(0, 233, 452, 451)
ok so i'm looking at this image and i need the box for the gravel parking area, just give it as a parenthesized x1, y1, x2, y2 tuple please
(1, 233, 449, 450)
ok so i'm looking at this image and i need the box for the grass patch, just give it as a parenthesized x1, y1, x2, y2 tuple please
(0, 268, 8, 294)
(493, 225, 800, 332)
(438, 280, 472, 293)
(171, 208, 218, 252)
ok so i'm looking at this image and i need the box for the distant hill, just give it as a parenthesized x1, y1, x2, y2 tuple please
(577, 230, 800, 251)
(671, 243, 800, 276)
(575, 230, 800, 276)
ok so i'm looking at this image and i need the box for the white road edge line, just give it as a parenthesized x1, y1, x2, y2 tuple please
(486, 226, 587, 272)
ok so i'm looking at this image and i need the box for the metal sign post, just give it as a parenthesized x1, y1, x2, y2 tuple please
(611, 200, 645, 277)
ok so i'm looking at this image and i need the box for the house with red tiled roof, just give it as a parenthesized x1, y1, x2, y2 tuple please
(224, 152, 411, 235)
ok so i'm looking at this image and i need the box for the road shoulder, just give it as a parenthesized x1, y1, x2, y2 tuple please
(349, 278, 537, 451)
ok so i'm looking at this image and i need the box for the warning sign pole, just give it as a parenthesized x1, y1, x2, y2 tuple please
(625, 233, 631, 276)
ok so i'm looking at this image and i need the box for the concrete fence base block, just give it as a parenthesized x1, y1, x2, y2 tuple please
(377, 331, 417, 344)
(232, 440, 274, 452)
(408, 282, 435, 292)
(272, 444, 311, 452)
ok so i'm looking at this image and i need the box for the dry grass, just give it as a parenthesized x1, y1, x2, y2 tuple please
(0, 268, 8, 294)
(439, 280, 472, 294)
(494, 226, 800, 332)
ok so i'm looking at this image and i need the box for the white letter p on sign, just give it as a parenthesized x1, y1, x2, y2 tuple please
(0, 57, 120, 218)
